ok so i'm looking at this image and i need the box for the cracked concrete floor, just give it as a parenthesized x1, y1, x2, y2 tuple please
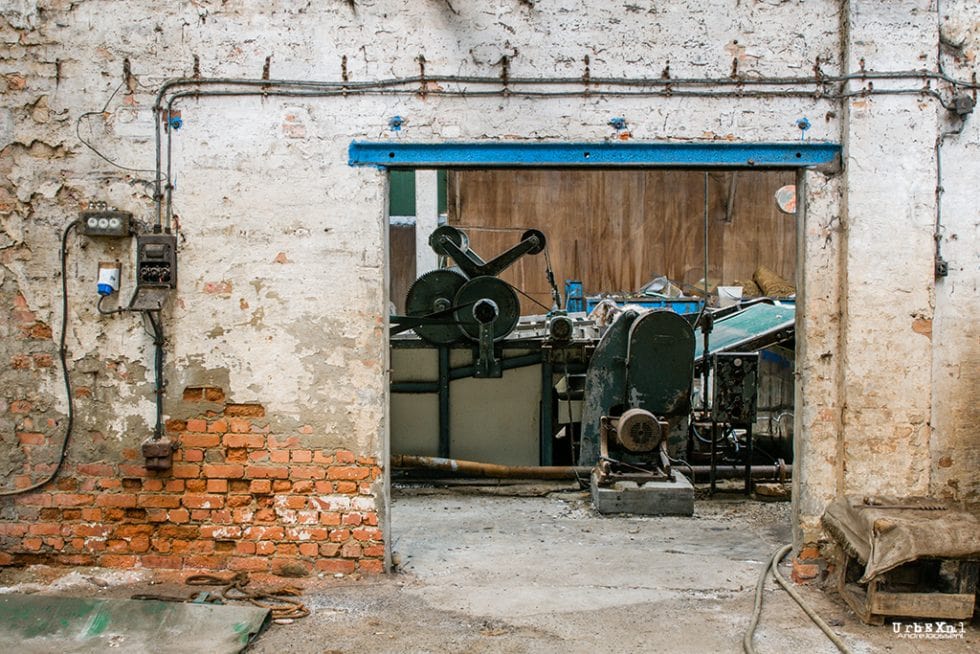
(252, 486, 977, 653)
(2, 486, 976, 653)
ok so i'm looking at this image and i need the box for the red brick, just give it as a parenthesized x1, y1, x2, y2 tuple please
(291, 450, 312, 463)
(54, 493, 93, 507)
(185, 479, 206, 492)
(33, 354, 53, 368)
(182, 494, 224, 509)
(336, 481, 360, 494)
(28, 523, 63, 536)
(185, 419, 207, 432)
(228, 557, 270, 572)
(138, 495, 181, 509)
(106, 539, 130, 553)
(181, 432, 220, 448)
(0, 524, 28, 537)
(165, 419, 187, 433)
(96, 494, 137, 509)
(352, 527, 382, 542)
(226, 448, 247, 463)
(236, 541, 256, 555)
(359, 559, 384, 574)
(207, 420, 228, 433)
(791, 559, 821, 584)
(342, 513, 363, 527)
(222, 433, 265, 448)
(81, 508, 102, 521)
(272, 480, 292, 492)
(269, 450, 290, 463)
(172, 464, 200, 479)
(327, 466, 369, 480)
(117, 464, 150, 477)
(207, 479, 228, 493)
(9, 400, 32, 414)
(340, 542, 362, 558)
(245, 465, 289, 479)
(268, 435, 300, 449)
(16, 432, 45, 445)
(291, 481, 313, 494)
(276, 543, 298, 556)
(142, 479, 164, 492)
(100, 554, 138, 568)
(76, 463, 115, 477)
(224, 403, 265, 417)
(297, 543, 318, 557)
(228, 418, 252, 433)
(291, 466, 325, 480)
(243, 526, 284, 540)
(362, 544, 385, 558)
(168, 509, 190, 523)
(203, 463, 244, 479)
(329, 529, 350, 543)
(115, 525, 154, 538)
(315, 558, 355, 574)
(183, 449, 204, 462)
(22, 537, 43, 551)
(142, 555, 183, 569)
(334, 450, 356, 464)
(184, 555, 227, 569)
(313, 451, 334, 464)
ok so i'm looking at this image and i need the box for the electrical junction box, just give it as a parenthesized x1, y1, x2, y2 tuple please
(79, 203, 132, 238)
(711, 351, 760, 428)
(136, 233, 177, 289)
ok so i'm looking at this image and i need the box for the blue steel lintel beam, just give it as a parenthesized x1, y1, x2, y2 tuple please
(348, 141, 840, 169)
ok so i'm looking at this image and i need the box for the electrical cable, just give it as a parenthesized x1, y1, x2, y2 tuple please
(0, 220, 79, 496)
(744, 544, 854, 654)
(560, 360, 586, 489)
(145, 310, 165, 441)
(76, 81, 162, 184)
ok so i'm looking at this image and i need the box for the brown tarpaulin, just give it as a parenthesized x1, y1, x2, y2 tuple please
(822, 495, 980, 583)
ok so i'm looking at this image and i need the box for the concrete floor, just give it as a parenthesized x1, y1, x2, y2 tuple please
(1, 485, 976, 653)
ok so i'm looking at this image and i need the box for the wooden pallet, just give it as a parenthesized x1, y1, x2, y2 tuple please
(836, 552, 977, 625)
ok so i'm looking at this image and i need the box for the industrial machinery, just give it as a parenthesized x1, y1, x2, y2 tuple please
(578, 309, 696, 515)
(391, 225, 548, 378)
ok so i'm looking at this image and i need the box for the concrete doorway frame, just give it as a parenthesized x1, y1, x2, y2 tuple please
(349, 140, 843, 570)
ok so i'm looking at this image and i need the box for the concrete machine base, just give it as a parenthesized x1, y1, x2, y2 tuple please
(590, 470, 695, 516)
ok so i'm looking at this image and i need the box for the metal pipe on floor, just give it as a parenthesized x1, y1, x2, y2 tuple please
(391, 455, 791, 481)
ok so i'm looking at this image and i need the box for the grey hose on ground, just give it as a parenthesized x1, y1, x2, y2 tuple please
(743, 544, 854, 654)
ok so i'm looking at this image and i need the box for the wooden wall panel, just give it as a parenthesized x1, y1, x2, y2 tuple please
(388, 224, 416, 314)
(447, 169, 797, 313)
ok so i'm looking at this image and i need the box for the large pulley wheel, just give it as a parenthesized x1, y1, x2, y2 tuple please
(405, 269, 468, 345)
(454, 276, 520, 342)
(428, 225, 469, 257)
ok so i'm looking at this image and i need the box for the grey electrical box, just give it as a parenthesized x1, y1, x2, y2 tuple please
(711, 352, 760, 428)
(129, 233, 177, 311)
(137, 233, 177, 288)
(79, 203, 132, 238)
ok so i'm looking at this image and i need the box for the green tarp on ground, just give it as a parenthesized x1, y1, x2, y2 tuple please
(0, 594, 270, 654)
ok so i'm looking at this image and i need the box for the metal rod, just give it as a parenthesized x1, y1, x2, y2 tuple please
(437, 346, 450, 459)
(390, 352, 545, 393)
(391, 455, 791, 481)
(539, 356, 554, 465)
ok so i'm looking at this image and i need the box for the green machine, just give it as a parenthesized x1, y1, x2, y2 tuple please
(578, 309, 696, 515)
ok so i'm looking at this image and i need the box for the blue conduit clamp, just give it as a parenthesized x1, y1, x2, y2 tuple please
(168, 116, 183, 131)
(389, 116, 405, 132)
(608, 117, 628, 131)
(796, 117, 811, 141)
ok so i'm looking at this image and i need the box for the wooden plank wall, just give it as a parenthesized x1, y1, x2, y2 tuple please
(443, 169, 797, 313)
(388, 223, 416, 314)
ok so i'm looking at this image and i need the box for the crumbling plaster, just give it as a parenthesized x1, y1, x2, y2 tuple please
(0, 0, 976, 555)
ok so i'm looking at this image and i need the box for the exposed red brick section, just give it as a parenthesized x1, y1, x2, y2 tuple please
(0, 401, 383, 575)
